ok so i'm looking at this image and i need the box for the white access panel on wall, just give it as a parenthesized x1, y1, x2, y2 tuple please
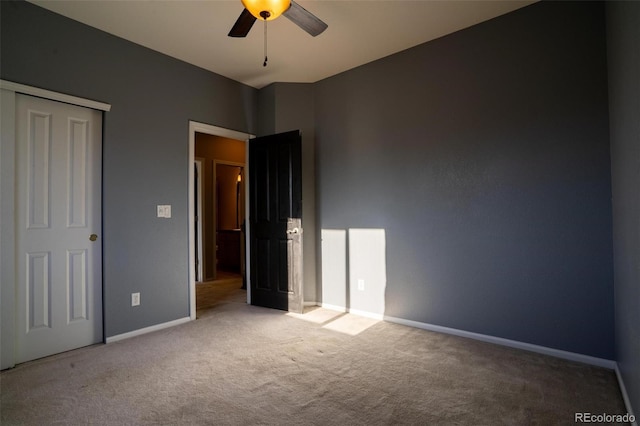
(15, 94, 103, 363)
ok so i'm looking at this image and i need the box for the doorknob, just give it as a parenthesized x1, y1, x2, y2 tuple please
(89, 234, 98, 242)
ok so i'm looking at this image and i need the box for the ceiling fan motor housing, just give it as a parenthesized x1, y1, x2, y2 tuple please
(229, 0, 327, 38)
(241, 0, 290, 20)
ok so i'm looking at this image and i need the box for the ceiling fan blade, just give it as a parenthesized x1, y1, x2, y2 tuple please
(228, 8, 257, 37)
(283, 0, 327, 37)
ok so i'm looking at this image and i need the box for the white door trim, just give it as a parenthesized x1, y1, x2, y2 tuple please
(0, 82, 108, 369)
(194, 158, 205, 282)
(188, 122, 254, 320)
(1, 89, 18, 370)
(0, 80, 111, 112)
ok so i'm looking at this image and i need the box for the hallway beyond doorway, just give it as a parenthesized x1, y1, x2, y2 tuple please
(196, 272, 244, 316)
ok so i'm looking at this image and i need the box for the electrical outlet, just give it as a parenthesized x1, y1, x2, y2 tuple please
(357, 279, 365, 291)
(131, 292, 140, 307)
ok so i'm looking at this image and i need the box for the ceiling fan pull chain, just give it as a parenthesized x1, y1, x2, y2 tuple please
(263, 18, 268, 67)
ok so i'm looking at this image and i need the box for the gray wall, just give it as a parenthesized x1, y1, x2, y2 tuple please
(314, 1, 614, 358)
(1, 0, 257, 337)
(608, 0, 640, 415)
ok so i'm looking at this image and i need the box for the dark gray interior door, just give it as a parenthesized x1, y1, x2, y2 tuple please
(249, 130, 302, 311)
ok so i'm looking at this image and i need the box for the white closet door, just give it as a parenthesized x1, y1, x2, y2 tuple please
(16, 94, 102, 363)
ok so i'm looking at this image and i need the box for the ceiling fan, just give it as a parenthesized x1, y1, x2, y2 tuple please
(228, 0, 328, 38)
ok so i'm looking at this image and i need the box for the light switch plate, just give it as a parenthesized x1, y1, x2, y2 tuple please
(157, 205, 171, 218)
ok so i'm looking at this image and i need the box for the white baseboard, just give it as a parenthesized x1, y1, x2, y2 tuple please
(320, 303, 384, 322)
(319, 304, 383, 322)
(615, 364, 638, 425)
(348, 308, 384, 321)
(383, 314, 616, 369)
(303, 301, 317, 307)
(320, 303, 347, 313)
(317, 302, 615, 370)
(105, 317, 191, 344)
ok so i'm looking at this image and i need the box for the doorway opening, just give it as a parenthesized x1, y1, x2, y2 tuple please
(188, 122, 254, 320)
(213, 161, 245, 280)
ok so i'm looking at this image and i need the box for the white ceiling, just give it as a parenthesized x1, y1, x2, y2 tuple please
(29, 0, 536, 89)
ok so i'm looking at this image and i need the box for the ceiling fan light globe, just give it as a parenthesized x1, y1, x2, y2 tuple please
(242, 0, 290, 21)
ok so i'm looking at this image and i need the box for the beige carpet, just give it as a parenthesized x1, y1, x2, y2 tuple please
(1, 281, 628, 425)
